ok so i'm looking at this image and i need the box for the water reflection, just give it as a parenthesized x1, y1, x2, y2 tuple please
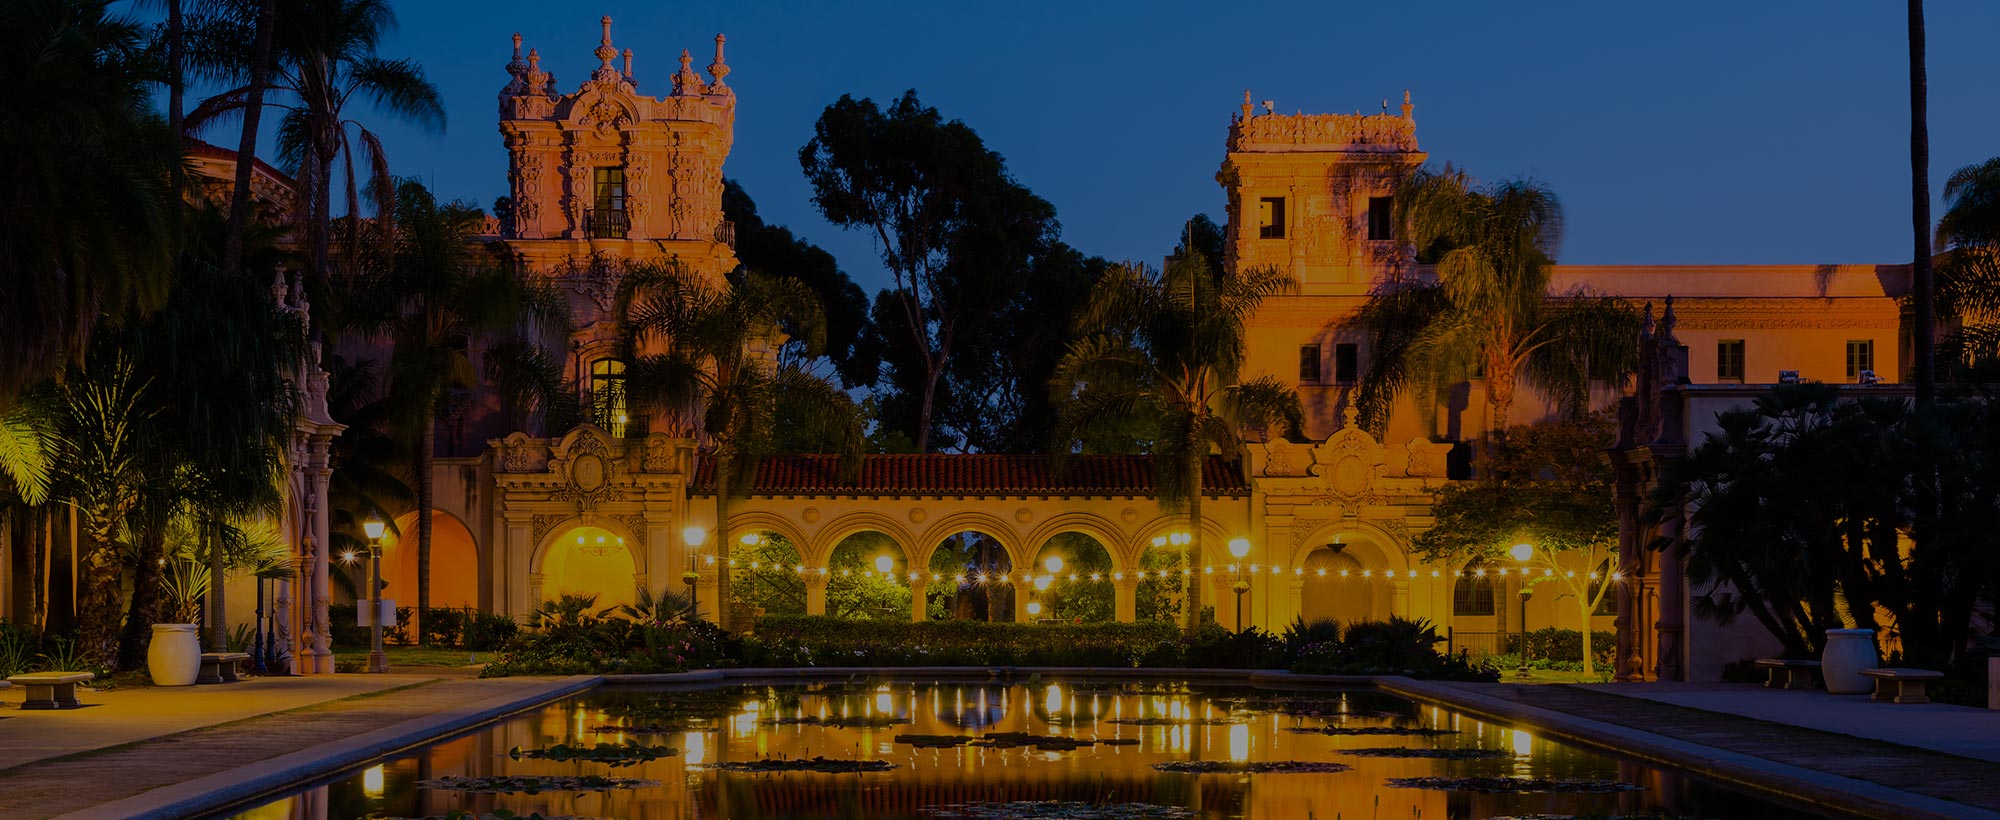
(232, 680, 1817, 820)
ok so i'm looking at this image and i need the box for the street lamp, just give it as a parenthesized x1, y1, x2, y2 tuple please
(683, 526, 707, 603)
(1511, 542, 1534, 679)
(361, 517, 388, 674)
(1227, 537, 1252, 632)
(1044, 555, 1063, 574)
(874, 554, 895, 575)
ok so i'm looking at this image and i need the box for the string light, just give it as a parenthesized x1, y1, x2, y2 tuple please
(710, 559, 1636, 586)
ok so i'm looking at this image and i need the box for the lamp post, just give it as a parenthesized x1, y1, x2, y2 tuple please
(682, 526, 707, 613)
(1510, 542, 1533, 679)
(362, 517, 388, 674)
(1227, 537, 1252, 632)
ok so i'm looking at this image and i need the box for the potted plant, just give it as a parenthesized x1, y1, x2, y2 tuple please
(151, 558, 208, 686)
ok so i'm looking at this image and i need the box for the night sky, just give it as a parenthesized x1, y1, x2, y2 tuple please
(193, 1, 2000, 292)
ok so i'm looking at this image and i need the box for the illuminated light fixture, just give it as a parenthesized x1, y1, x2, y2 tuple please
(1045, 555, 1064, 573)
(1089, 573, 1101, 581)
(1203, 566, 1214, 574)
(1497, 568, 1509, 576)
(874, 555, 895, 573)
(1169, 531, 1192, 547)
(1611, 572, 1625, 581)
(955, 574, 967, 584)
(1033, 575, 1052, 591)
(1474, 568, 1486, 577)
(1566, 570, 1576, 578)
(974, 573, 987, 583)
(1588, 572, 1599, 580)
(840, 568, 851, 576)
(1430, 570, 1441, 577)
(340, 551, 358, 564)
(1316, 568, 1327, 577)
(1294, 567, 1303, 575)
(930, 573, 940, 581)
(1543, 569, 1554, 577)
(1227, 537, 1251, 559)
(739, 533, 760, 546)
(1026, 602, 1043, 616)
(683, 526, 707, 547)
(362, 517, 386, 541)
(1509, 542, 1533, 562)
(1407, 570, 1417, 578)
(1339, 569, 1350, 578)
(1069, 573, 1079, 581)
(363, 764, 385, 797)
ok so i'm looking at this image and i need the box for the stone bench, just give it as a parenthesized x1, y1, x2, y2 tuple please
(1755, 658, 1822, 690)
(1861, 667, 1944, 704)
(198, 652, 253, 684)
(7, 672, 95, 709)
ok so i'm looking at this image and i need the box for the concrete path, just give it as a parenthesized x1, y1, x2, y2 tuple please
(0, 673, 594, 820)
(1578, 681, 2000, 763)
(0, 672, 439, 770)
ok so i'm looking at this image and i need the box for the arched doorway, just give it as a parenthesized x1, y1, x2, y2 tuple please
(540, 525, 638, 609)
(1136, 531, 1195, 625)
(381, 510, 479, 611)
(825, 532, 909, 621)
(1029, 533, 1114, 622)
(1300, 547, 1366, 626)
(925, 531, 1014, 621)
(731, 531, 806, 618)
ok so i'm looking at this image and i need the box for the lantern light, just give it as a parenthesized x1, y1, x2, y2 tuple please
(874, 555, 895, 573)
(362, 517, 386, 541)
(1227, 537, 1251, 559)
(682, 526, 707, 547)
(1509, 542, 1534, 562)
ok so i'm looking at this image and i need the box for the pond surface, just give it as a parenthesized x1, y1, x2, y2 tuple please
(228, 679, 1824, 819)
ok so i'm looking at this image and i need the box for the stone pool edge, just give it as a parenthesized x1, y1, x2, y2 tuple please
(1377, 676, 1996, 820)
(50, 675, 602, 820)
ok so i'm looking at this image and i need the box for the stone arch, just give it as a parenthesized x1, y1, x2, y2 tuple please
(1286, 522, 1410, 625)
(1285, 520, 1412, 575)
(722, 512, 813, 561)
(530, 516, 647, 609)
(382, 509, 480, 610)
(914, 511, 1024, 570)
(1124, 513, 1236, 570)
(1023, 513, 1131, 573)
(811, 511, 917, 567)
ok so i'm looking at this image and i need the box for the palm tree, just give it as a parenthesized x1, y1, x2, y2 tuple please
(186, 0, 443, 305)
(0, 0, 176, 405)
(46, 355, 157, 668)
(616, 262, 864, 630)
(1908, 0, 1935, 405)
(1935, 157, 2000, 369)
(1052, 248, 1304, 634)
(353, 179, 567, 641)
(1350, 166, 1636, 465)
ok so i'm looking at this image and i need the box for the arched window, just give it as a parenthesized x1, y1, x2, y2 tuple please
(590, 358, 627, 437)
(1453, 561, 1495, 616)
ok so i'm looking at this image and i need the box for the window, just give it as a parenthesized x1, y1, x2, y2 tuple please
(1258, 196, 1286, 239)
(591, 167, 627, 238)
(1298, 344, 1321, 383)
(1846, 339, 1874, 381)
(1592, 576, 1620, 616)
(1333, 343, 1358, 384)
(1367, 196, 1394, 240)
(1453, 563, 1495, 616)
(590, 358, 627, 437)
(1717, 339, 1745, 382)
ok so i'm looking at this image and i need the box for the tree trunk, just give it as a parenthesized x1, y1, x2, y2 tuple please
(915, 359, 941, 452)
(416, 407, 435, 644)
(207, 517, 226, 651)
(1910, 0, 1934, 403)
(713, 452, 732, 630)
(76, 518, 124, 670)
(221, 0, 277, 284)
(1185, 451, 1204, 636)
(118, 519, 165, 669)
(1578, 597, 1594, 676)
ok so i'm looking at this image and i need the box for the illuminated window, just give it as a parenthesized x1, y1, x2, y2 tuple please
(590, 167, 627, 238)
(590, 358, 627, 437)
(1258, 197, 1286, 239)
(1298, 344, 1321, 382)
(1453, 562, 1495, 616)
(1334, 343, 1358, 384)
(1367, 196, 1394, 240)
(1846, 339, 1874, 381)
(1717, 339, 1745, 382)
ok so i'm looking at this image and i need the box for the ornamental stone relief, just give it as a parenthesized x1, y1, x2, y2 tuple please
(1230, 112, 1417, 152)
(1308, 407, 1384, 515)
(549, 426, 627, 511)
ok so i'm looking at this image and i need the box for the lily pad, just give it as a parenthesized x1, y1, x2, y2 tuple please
(415, 774, 658, 794)
(1106, 717, 1245, 726)
(923, 801, 1198, 819)
(896, 732, 1141, 751)
(762, 715, 911, 728)
(704, 756, 897, 773)
(1152, 760, 1353, 774)
(1283, 726, 1458, 736)
(591, 722, 690, 735)
(1385, 776, 1644, 793)
(1338, 747, 1512, 759)
(508, 740, 677, 768)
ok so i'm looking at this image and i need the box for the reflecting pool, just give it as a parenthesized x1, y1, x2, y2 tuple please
(228, 680, 1824, 819)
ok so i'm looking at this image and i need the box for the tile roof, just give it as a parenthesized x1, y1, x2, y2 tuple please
(184, 138, 298, 189)
(691, 454, 1248, 497)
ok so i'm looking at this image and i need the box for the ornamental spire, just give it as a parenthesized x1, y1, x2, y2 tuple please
(707, 33, 730, 88)
(1401, 89, 1414, 120)
(623, 48, 634, 82)
(593, 16, 619, 81)
(502, 32, 528, 96)
(672, 48, 706, 96)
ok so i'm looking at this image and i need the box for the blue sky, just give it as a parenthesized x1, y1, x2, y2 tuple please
(227, 1, 2000, 291)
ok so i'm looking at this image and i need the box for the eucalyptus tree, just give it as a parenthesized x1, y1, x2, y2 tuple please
(1350, 166, 1636, 462)
(353, 179, 568, 639)
(0, 0, 176, 404)
(1052, 249, 1303, 634)
(616, 263, 864, 630)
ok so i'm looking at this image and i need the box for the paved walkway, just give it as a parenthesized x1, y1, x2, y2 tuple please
(0, 672, 591, 820)
(1454, 681, 2000, 816)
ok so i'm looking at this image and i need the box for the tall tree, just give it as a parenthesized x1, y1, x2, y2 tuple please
(1935, 157, 2000, 370)
(0, 0, 176, 405)
(1350, 166, 1636, 463)
(353, 180, 567, 640)
(723, 180, 878, 390)
(1909, 0, 1935, 405)
(1053, 249, 1304, 634)
(801, 91, 1056, 451)
(45, 355, 156, 668)
(616, 263, 863, 630)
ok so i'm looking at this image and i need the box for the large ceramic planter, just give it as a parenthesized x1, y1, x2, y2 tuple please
(148, 624, 202, 686)
(1821, 628, 1878, 694)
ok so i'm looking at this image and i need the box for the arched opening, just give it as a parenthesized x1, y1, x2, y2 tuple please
(541, 525, 638, 609)
(825, 532, 909, 621)
(1028, 533, 1114, 622)
(924, 531, 1014, 621)
(1136, 531, 1196, 625)
(1453, 559, 1497, 617)
(730, 530, 806, 618)
(1300, 546, 1367, 626)
(381, 510, 478, 611)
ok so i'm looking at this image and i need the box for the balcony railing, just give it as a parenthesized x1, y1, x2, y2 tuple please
(714, 220, 736, 249)
(585, 208, 629, 239)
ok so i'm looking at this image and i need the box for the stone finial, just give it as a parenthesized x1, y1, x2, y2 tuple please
(623, 48, 634, 80)
(707, 33, 730, 87)
(672, 48, 706, 96)
(525, 47, 550, 95)
(1659, 294, 1679, 344)
(1261, 99, 1275, 115)
(1401, 89, 1413, 120)
(1240, 90, 1254, 121)
(593, 16, 619, 80)
(502, 32, 529, 95)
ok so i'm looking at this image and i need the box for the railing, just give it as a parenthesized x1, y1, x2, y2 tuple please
(1446, 628, 1502, 659)
(585, 208, 629, 239)
(714, 219, 736, 249)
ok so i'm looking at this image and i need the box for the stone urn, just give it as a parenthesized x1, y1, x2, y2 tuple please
(1821, 628, 1878, 694)
(148, 624, 202, 686)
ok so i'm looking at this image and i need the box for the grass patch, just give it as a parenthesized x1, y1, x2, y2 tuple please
(332, 645, 486, 668)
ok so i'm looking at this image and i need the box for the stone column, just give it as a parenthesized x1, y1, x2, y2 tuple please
(500, 513, 530, 620)
(645, 513, 672, 602)
(1113, 575, 1139, 623)
(1013, 579, 1032, 622)
(1655, 526, 1686, 682)
(1611, 462, 1642, 682)
(305, 435, 335, 674)
(804, 571, 829, 616)
(1391, 579, 1410, 618)
(910, 578, 927, 623)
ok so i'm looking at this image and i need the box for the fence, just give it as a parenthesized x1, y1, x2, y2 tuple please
(1446, 628, 1502, 659)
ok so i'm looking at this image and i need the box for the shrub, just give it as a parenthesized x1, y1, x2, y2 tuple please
(1500, 628, 1615, 667)
(482, 590, 728, 677)
(0, 620, 37, 677)
(463, 610, 519, 651)
(736, 617, 1186, 668)
(1290, 617, 1498, 681)
(328, 603, 367, 647)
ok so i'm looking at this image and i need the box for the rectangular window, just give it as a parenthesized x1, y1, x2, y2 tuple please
(1846, 339, 1874, 381)
(1717, 339, 1745, 382)
(590, 358, 627, 437)
(591, 167, 627, 238)
(1333, 343, 1358, 384)
(1367, 196, 1394, 240)
(1453, 566, 1495, 617)
(1258, 196, 1286, 239)
(1298, 344, 1321, 383)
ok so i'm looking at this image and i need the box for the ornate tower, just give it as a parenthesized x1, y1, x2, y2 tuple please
(1216, 91, 1426, 294)
(496, 18, 738, 277)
